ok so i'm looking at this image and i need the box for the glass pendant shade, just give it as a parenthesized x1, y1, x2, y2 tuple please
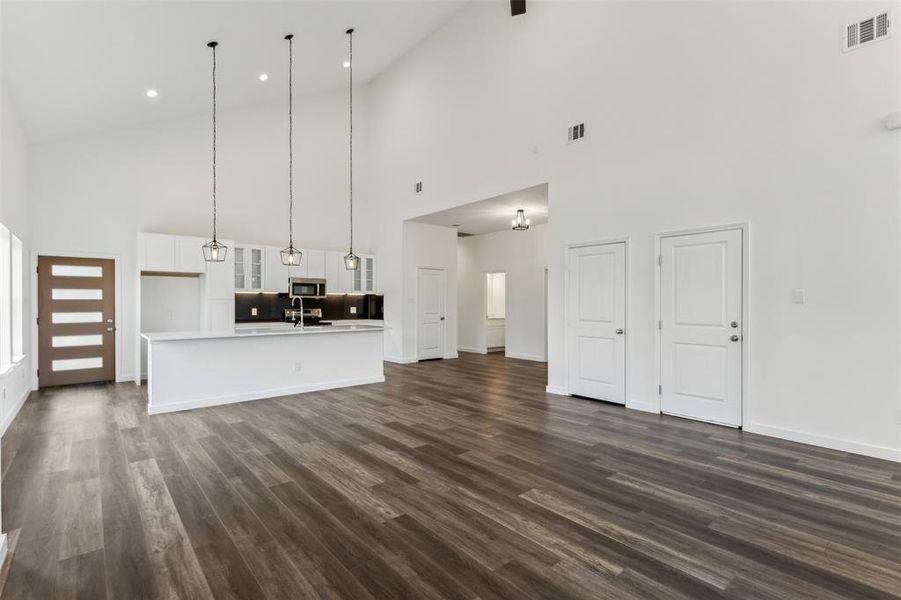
(280, 245, 302, 266)
(344, 251, 360, 271)
(512, 209, 530, 231)
(202, 239, 227, 262)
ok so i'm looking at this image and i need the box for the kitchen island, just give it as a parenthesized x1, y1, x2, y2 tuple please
(142, 324, 384, 414)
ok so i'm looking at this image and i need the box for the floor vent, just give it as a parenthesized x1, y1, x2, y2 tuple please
(844, 12, 892, 52)
(568, 123, 585, 142)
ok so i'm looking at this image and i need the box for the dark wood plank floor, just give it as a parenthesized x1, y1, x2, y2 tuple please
(2, 352, 900, 599)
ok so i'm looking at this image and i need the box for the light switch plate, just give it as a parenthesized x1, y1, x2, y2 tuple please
(251, 307, 258, 316)
(350, 306, 357, 314)
(791, 290, 806, 304)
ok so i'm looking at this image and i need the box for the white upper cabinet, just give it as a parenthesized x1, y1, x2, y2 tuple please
(354, 254, 377, 293)
(263, 246, 302, 293)
(234, 245, 265, 290)
(203, 239, 235, 299)
(142, 233, 378, 295)
(304, 249, 326, 279)
(139, 233, 205, 274)
(174, 236, 207, 274)
(325, 250, 352, 294)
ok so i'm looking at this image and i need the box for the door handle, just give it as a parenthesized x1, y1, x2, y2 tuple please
(730, 321, 739, 328)
(615, 329, 624, 335)
(730, 335, 740, 342)
(440, 317, 445, 321)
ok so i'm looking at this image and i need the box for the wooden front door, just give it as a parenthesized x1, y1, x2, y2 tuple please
(38, 256, 116, 387)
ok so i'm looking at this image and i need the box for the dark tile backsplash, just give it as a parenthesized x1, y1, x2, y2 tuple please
(235, 293, 383, 323)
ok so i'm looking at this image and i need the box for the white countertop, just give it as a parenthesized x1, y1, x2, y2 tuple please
(142, 323, 384, 343)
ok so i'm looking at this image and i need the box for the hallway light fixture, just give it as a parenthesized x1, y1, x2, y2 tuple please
(343, 28, 360, 271)
(512, 209, 530, 231)
(202, 41, 227, 262)
(280, 34, 303, 266)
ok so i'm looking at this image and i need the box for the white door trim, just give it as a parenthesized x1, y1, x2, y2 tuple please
(482, 270, 505, 354)
(564, 236, 631, 403)
(30, 250, 126, 389)
(654, 222, 750, 427)
(416, 266, 447, 360)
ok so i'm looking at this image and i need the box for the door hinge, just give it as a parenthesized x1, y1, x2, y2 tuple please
(658, 384, 662, 395)
(36, 317, 39, 325)
(657, 255, 663, 266)
(658, 320, 662, 330)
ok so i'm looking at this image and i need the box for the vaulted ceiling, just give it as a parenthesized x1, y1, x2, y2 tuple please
(2, 1, 466, 142)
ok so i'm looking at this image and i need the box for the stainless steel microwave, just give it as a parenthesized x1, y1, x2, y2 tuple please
(289, 278, 327, 298)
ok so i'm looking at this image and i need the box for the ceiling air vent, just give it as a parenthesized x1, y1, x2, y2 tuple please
(568, 123, 585, 142)
(844, 12, 892, 52)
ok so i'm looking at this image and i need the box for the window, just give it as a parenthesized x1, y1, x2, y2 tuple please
(12, 236, 23, 360)
(0, 224, 10, 370)
(486, 272, 506, 319)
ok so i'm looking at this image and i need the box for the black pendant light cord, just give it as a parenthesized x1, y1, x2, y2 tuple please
(209, 41, 218, 241)
(286, 34, 294, 247)
(347, 28, 354, 254)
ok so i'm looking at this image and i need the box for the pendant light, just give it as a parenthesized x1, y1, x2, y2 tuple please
(512, 209, 530, 231)
(343, 28, 360, 271)
(280, 34, 303, 266)
(202, 41, 227, 262)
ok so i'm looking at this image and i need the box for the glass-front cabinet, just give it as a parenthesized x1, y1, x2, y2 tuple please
(352, 255, 377, 292)
(234, 246, 264, 290)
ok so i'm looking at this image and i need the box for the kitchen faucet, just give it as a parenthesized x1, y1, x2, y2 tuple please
(292, 296, 304, 328)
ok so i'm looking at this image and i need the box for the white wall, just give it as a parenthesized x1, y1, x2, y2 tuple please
(458, 224, 547, 361)
(400, 221, 457, 362)
(0, 82, 32, 435)
(29, 89, 370, 381)
(366, 1, 900, 461)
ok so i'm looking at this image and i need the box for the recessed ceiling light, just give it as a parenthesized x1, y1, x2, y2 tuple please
(343, 60, 351, 68)
(258, 73, 269, 82)
(145, 89, 158, 98)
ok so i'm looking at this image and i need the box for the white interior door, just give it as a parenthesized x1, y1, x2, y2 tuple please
(567, 243, 626, 403)
(418, 268, 445, 360)
(660, 229, 742, 426)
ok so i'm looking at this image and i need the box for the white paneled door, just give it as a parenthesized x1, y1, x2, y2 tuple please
(660, 229, 743, 426)
(567, 243, 626, 404)
(418, 268, 446, 360)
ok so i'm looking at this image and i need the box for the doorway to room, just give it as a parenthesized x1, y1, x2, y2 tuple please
(485, 271, 505, 352)
(406, 183, 549, 365)
(566, 241, 627, 404)
(417, 267, 446, 360)
(37, 255, 116, 387)
(658, 226, 745, 427)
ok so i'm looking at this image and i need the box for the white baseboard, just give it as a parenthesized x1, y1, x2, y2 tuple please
(504, 352, 547, 363)
(0, 385, 31, 437)
(443, 352, 459, 360)
(745, 422, 900, 463)
(626, 398, 659, 414)
(545, 385, 569, 396)
(384, 355, 417, 364)
(0, 532, 7, 572)
(457, 347, 486, 354)
(147, 375, 386, 415)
